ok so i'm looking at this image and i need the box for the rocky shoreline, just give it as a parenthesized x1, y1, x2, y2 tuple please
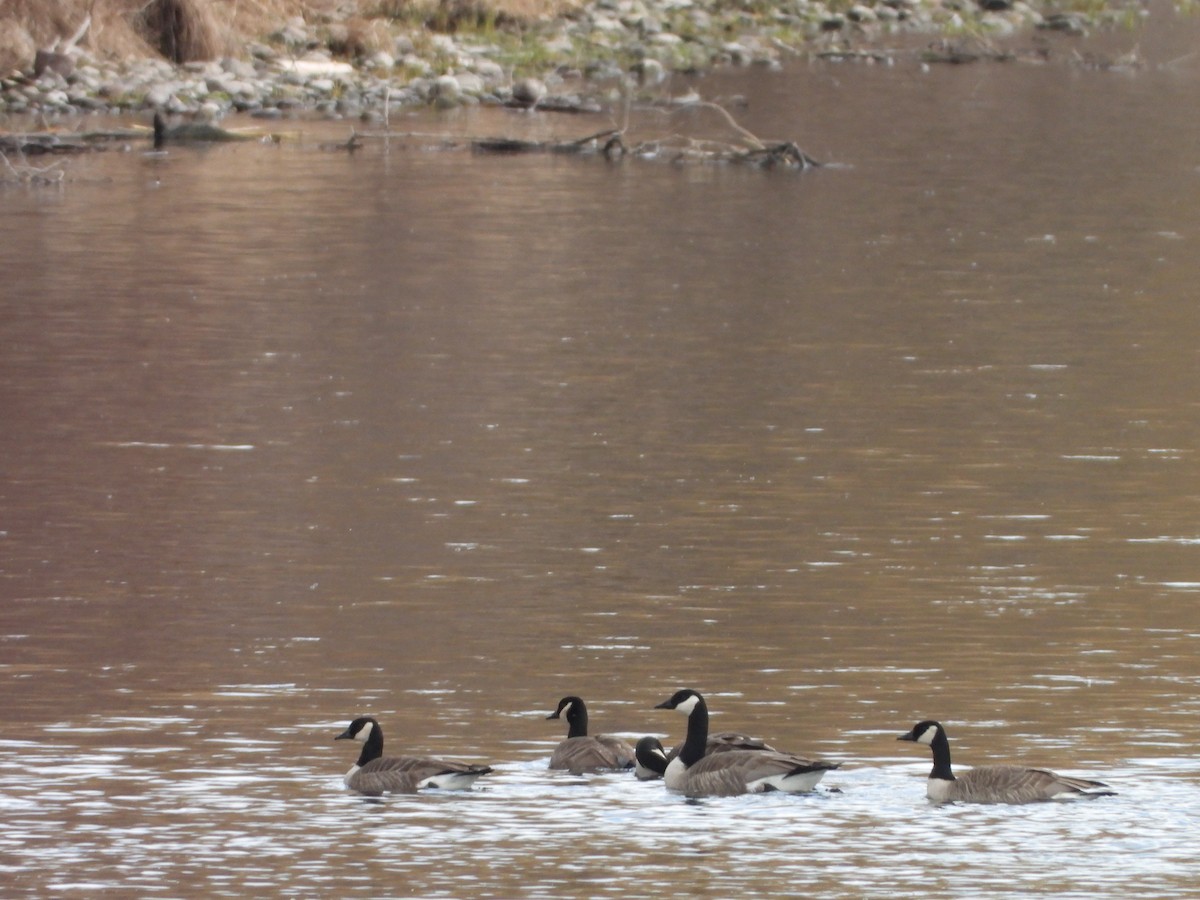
(0, 0, 1130, 122)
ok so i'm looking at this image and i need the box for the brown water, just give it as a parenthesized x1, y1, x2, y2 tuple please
(3, 15, 1200, 898)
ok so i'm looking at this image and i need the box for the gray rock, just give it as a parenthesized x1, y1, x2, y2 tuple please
(275, 17, 311, 48)
(512, 77, 547, 105)
(145, 83, 176, 107)
(430, 74, 461, 107)
(206, 75, 235, 94)
(591, 14, 626, 32)
(473, 59, 505, 82)
(71, 71, 100, 93)
(543, 35, 576, 55)
(400, 54, 432, 76)
(223, 57, 260, 79)
(723, 41, 752, 65)
(366, 51, 395, 70)
(979, 12, 1016, 34)
(456, 72, 485, 94)
(36, 70, 67, 90)
(633, 57, 667, 85)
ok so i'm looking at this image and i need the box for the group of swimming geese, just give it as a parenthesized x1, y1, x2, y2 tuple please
(336, 688, 1116, 804)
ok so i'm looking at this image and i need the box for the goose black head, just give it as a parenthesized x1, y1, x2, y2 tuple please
(634, 736, 669, 777)
(655, 688, 704, 715)
(547, 696, 590, 737)
(898, 720, 943, 745)
(336, 716, 378, 743)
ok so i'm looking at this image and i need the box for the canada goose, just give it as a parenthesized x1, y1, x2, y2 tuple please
(546, 696, 636, 774)
(634, 732, 780, 781)
(897, 720, 1115, 804)
(654, 689, 839, 797)
(635, 736, 670, 780)
(335, 716, 493, 796)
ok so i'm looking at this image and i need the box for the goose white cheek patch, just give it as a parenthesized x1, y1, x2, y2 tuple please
(357, 722, 373, 742)
(675, 695, 699, 715)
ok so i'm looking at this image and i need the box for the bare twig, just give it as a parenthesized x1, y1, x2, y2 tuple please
(0, 150, 69, 185)
(686, 100, 766, 150)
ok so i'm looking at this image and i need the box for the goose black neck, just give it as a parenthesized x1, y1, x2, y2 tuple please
(679, 696, 709, 766)
(928, 728, 955, 781)
(358, 723, 384, 767)
(566, 701, 589, 738)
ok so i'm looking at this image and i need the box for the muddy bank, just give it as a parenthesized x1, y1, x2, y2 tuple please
(0, 0, 1151, 122)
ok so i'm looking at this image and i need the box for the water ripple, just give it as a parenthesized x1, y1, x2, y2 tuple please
(3, 736, 1198, 898)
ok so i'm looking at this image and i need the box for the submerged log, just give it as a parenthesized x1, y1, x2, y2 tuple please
(471, 137, 546, 154)
(467, 133, 820, 168)
(502, 94, 604, 114)
(0, 115, 256, 157)
(921, 39, 1015, 64)
(153, 112, 255, 149)
(0, 128, 145, 156)
(740, 142, 822, 169)
(471, 129, 624, 157)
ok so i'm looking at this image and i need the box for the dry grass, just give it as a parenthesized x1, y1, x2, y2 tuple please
(134, 0, 221, 62)
(0, 0, 579, 73)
